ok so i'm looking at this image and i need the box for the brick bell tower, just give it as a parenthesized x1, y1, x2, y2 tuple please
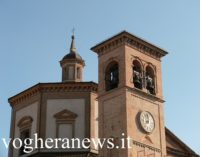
(91, 31, 168, 157)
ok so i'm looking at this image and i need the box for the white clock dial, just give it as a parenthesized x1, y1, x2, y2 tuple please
(139, 111, 155, 133)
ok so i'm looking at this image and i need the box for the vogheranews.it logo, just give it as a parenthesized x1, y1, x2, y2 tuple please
(2, 133, 133, 154)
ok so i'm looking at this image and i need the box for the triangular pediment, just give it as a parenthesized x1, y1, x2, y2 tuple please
(54, 109, 77, 120)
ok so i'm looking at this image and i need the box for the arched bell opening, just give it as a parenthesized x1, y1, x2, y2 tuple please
(105, 61, 119, 91)
(133, 60, 143, 90)
(145, 66, 155, 95)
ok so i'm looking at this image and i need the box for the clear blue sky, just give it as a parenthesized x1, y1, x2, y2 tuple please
(0, 0, 200, 156)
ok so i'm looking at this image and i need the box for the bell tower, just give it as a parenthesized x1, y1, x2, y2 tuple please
(91, 31, 168, 157)
(60, 34, 85, 82)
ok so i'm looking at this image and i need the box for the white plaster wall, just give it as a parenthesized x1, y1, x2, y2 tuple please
(46, 99, 85, 140)
(13, 101, 38, 157)
(58, 124, 73, 139)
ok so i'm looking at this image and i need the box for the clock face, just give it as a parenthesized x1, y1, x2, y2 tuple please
(139, 111, 155, 133)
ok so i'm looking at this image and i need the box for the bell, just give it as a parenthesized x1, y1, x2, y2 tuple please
(112, 70, 119, 84)
(134, 73, 140, 82)
(146, 76, 155, 94)
(133, 71, 142, 89)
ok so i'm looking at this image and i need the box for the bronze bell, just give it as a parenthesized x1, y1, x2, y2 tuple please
(134, 76, 141, 84)
(146, 76, 155, 94)
(133, 70, 142, 89)
(133, 71, 140, 83)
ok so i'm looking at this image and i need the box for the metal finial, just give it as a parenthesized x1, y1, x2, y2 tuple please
(72, 27, 75, 37)
(70, 28, 76, 53)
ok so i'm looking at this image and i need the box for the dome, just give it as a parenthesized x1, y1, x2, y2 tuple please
(63, 51, 83, 61)
(61, 35, 84, 65)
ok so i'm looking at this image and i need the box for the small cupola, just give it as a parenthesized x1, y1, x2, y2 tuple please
(60, 34, 85, 82)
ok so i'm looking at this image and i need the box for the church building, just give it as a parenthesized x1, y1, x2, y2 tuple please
(8, 31, 199, 157)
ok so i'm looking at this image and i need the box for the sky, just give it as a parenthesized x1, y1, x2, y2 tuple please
(0, 0, 200, 156)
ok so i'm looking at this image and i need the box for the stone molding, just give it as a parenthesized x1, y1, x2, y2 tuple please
(17, 116, 33, 129)
(54, 109, 78, 120)
(132, 140, 161, 153)
(60, 58, 85, 67)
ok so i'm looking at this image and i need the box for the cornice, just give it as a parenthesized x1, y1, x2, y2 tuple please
(132, 140, 161, 153)
(60, 58, 85, 66)
(166, 147, 199, 157)
(165, 127, 198, 156)
(126, 86, 165, 103)
(8, 82, 98, 106)
(91, 31, 168, 60)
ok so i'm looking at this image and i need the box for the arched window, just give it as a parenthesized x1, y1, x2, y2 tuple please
(145, 66, 155, 95)
(17, 116, 33, 156)
(133, 60, 142, 89)
(105, 61, 119, 91)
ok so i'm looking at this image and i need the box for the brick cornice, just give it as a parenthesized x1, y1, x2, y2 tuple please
(8, 82, 98, 106)
(166, 147, 199, 157)
(91, 31, 168, 60)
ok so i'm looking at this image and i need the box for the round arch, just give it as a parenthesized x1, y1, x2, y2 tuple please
(105, 61, 119, 91)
